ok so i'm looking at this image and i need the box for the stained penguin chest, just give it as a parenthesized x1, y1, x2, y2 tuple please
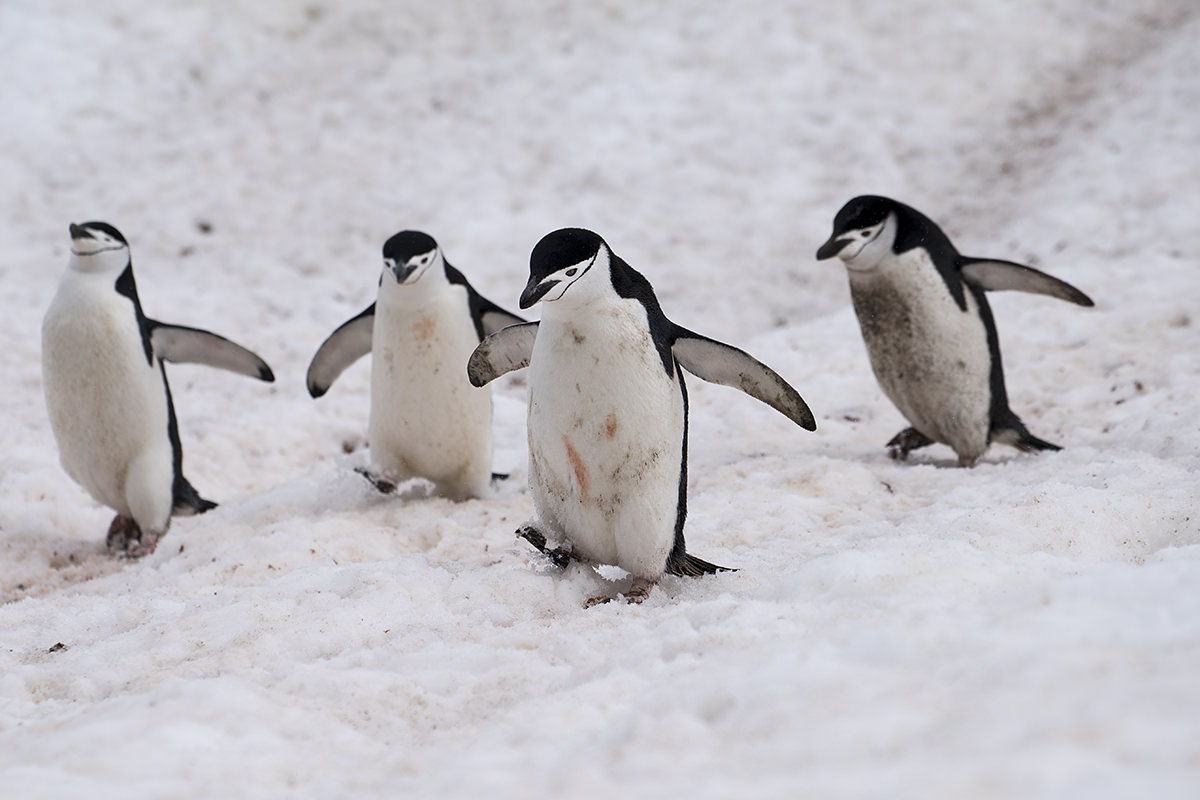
(849, 257, 992, 433)
(529, 311, 682, 504)
(42, 281, 170, 503)
(372, 293, 478, 385)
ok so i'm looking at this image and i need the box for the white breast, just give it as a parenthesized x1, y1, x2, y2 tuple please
(41, 271, 173, 518)
(848, 249, 992, 460)
(367, 280, 492, 499)
(527, 297, 685, 580)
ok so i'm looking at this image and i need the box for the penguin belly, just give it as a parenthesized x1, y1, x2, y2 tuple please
(527, 303, 684, 581)
(849, 257, 992, 461)
(367, 290, 492, 500)
(42, 276, 174, 526)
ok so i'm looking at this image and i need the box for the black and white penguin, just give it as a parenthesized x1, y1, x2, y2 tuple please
(42, 222, 276, 556)
(306, 230, 524, 500)
(468, 228, 815, 603)
(816, 195, 1094, 467)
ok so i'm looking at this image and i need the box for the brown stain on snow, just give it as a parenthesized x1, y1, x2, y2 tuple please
(563, 435, 590, 502)
(605, 413, 619, 440)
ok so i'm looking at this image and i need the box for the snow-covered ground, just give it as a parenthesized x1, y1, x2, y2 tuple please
(2, 1, 1198, 797)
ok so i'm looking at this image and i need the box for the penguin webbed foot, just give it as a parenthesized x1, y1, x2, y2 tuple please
(887, 427, 934, 461)
(517, 525, 575, 570)
(585, 577, 655, 607)
(106, 515, 160, 558)
(354, 466, 397, 494)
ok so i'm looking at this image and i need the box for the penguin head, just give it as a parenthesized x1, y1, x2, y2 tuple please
(382, 230, 441, 286)
(68, 221, 130, 274)
(520, 228, 606, 309)
(815, 195, 899, 271)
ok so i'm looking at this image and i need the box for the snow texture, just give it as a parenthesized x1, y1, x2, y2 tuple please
(2, 1, 1198, 797)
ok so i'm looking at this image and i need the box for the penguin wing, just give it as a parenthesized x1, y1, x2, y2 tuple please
(444, 262, 527, 338)
(306, 304, 375, 398)
(467, 321, 539, 387)
(671, 329, 816, 431)
(480, 307, 528, 337)
(958, 258, 1094, 306)
(149, 322, 275, 382)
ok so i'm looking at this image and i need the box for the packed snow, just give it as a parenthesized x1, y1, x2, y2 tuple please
(2, 1, 1198, 797)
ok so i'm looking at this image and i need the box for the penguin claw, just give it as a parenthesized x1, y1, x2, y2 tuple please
(886, 427, 934, 460)
(517, 525, 574, 569)
(354, 466, 397, 494)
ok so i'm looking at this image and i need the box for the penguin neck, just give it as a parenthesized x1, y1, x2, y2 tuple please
(68, 249, 130, 277)
(378, 263, 446, 307)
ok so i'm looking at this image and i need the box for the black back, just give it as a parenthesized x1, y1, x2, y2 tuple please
(107, 241, 208, 512)
(444, 261, 519, 341)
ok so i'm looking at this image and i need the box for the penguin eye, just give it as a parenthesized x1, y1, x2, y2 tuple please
(565, 268, 578, 277)
(861, 230, 871, 238)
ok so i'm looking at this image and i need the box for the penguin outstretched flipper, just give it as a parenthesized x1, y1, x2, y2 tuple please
(958, 258, 1095, 306)
(306, 304, 375, 398)
(467, 321, 539, 387)
(670, 330, 816, 431)
(150, 322, 275, 382)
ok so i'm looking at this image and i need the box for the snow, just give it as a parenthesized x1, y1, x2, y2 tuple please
(2, 0, 1198, 797)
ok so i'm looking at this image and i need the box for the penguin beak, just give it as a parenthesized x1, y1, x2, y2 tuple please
(69, 223, 94, 241)
(815, 236, 851, 260)
(519, 276, 557, 309)
(391, 262, 418, 283)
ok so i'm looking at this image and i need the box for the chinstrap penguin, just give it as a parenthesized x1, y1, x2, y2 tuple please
(469, 228, 816, 604)
(306, 230, 524, 500)
(816, 195, 1094, 467)
(42, 222, 276, 557)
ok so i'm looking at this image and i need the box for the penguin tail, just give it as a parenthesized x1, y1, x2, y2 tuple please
(991, 415, 1062, 453)
(173, 476, 218, 516)
(665, 552, 735, 577)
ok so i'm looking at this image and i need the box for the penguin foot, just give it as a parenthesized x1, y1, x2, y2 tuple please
(517, 525, 575, 569)
(585, 578, 654, 607)
(623, 577, 654, 604)
(887, 427, 934, 461)
(106, 515, 159, 558)
(354, 466, 397, 494)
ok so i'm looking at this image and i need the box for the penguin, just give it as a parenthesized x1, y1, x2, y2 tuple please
(306, 230, 525, 500)
(42, 222, 276, 557)
(815, 195, 1094, 467)
(468, 228, 815, 604)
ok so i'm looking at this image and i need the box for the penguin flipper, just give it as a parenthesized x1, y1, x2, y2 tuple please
(306, 304, 375, 398)
(467, 321, 539, 387)
(150, 323, 276, 382)
(444, 262, 526, 338)
(958, 258, 1094, 307)
(479, 308, 528, 337)
(670, 330, 816, 431)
